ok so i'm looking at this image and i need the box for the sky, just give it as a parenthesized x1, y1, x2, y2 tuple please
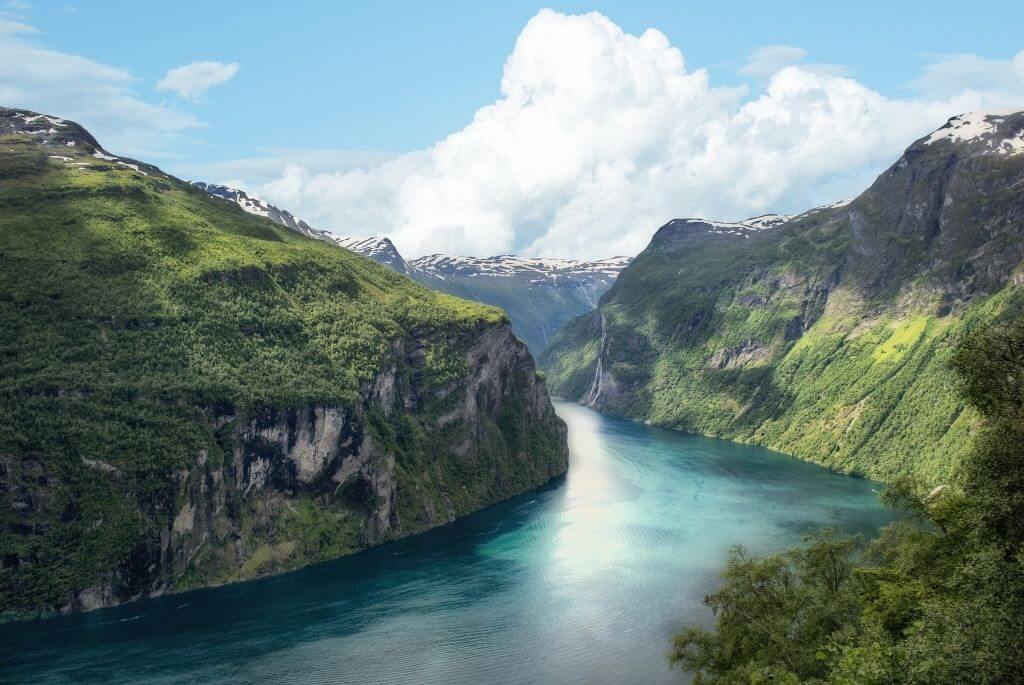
(3, 1, 1024, 258)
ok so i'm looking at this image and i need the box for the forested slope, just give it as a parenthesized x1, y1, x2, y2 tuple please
(542, 110, 1024, 484)
(0, 107, 568, 619)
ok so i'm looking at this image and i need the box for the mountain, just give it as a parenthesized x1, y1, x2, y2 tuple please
(334, 235, 410, 274)
(194, 184, 414, 275)
(191, 182, 631, 352)
(541, 109, 1024, 485)
(191, 182, 333, 241)
(0, 106, 567, 620)
(406, 254, 631, 351)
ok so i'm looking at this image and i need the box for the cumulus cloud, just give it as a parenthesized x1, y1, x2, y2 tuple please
(0, 15, 35, 35)
(248, 10, 1024, 259)
(155, 60, 239, 101)
(0, 17, 201, 157)
(248, 10, 1024, 260)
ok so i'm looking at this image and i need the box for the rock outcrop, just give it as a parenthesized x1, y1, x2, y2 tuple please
(45, 319, 565, 616)
(0, 106, 567, 620)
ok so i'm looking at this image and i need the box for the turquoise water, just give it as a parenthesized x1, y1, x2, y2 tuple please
(0, 401, 894, 683)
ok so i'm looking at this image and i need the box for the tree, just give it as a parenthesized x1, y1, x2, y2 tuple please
(669, 306, 1024, 683)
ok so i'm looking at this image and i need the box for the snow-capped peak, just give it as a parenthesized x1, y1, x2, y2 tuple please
(664, 212, 791, 238)
(2, 107, 104, 152)
(408, 254, 631, 281)
(330, 235, 409, 272)
(16, 113, 67, 129)
(192, 182, 331, 241)
(923, 109, 1024, 154)
(741, 214, 790, 230)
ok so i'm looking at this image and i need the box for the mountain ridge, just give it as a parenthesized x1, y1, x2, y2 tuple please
(541, 109, 1024, 484)
(190, 181, 631, 351)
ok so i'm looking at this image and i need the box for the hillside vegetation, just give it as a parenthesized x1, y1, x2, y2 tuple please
(191, 183, 630, 354)
(542, 110, 1024, 485)
(670, 302, 1024, 683)
(0, 109, 567, 619)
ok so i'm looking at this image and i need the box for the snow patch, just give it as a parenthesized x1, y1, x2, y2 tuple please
(17, 113, 67, 128)
(116, 160, 147, 175)
(408, 253, 631, 280)
(924, 110, 1024, 154)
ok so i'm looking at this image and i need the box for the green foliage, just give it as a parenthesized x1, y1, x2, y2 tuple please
(412, 269, 610, 353)
(0, 133, 540, 617)
(669, 530, 861, 683)
(668, 308, 1024, 683)
(540, 204, 1020, 484)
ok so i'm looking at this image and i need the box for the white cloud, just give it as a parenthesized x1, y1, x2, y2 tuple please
(178, 148, 399, 187)
(155, 60, 239, 101)
(0, 18, 202, 158)
(910, 50, 1024, 99)
(739, 45, 808, 78)
(0, 16, 35, 34)
(250, 10, 1024, 260)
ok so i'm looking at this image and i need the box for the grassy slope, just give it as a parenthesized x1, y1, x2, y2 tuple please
(0, 133, 559, 614)
(542, 197, 1022, 483)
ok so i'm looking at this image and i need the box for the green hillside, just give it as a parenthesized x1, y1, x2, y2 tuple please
(669, 296, 1024, 684)
(542, 111, 1024, 485)
(0, 109, 567, 619)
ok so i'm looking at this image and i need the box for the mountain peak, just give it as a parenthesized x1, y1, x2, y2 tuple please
(192, 182, 331, 241)
(658, 212, 792, 239)
(1, 106, 159, 175)
(408, 254, 631, 280)
(921, 109, 1024, 154)
(191, 182, 411, 272)
(332, 235, 409, 273)
(0, 107, 101, 151)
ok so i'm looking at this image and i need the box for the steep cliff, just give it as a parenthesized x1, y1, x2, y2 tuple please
(0, 107, 567, 620)
(542, 110, 1024, 484)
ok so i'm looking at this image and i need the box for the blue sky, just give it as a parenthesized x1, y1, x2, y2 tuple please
(3, 1, 1024, 257)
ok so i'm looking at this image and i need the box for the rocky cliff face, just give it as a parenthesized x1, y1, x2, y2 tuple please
(845, 110, 1024, 310)
(541, 111, 1024, 484)
(44, 319, 564, 615)
(0, 107, 567, 620)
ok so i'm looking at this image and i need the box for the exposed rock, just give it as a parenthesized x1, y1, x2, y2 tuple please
(542, 110, 1024, 483)
(708, 340, 769, 369)
(8, 320, 566, 618)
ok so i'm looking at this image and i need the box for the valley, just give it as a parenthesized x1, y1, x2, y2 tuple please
(3, 5, 1024, 681)
(0, 401, 893, 683)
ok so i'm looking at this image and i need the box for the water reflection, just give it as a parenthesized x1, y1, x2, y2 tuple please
(0, 401, 895, 684)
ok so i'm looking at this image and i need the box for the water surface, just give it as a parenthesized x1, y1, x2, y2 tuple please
(0, 401, 894, 683)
